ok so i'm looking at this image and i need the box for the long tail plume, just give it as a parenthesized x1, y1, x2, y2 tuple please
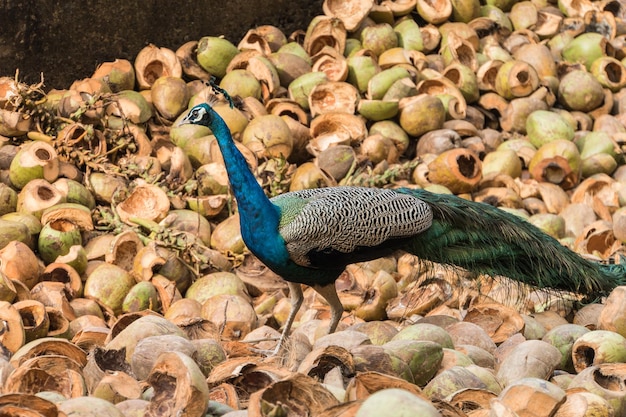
(399, 189, 626, 298)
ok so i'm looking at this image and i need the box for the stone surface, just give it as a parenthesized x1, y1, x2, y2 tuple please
(0, 0, 323, 89)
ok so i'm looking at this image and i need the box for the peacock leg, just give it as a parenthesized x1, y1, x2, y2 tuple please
(274, 281, 304, 354)
(312, 283, 343, 334)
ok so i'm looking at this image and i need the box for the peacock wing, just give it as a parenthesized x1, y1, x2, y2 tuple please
(271, 187, 433, 268)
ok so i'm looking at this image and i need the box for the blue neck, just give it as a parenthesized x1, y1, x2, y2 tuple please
(210, 111, 288, 266)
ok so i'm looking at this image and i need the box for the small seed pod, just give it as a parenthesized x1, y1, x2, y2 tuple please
(464, 303, 525, 344)
(58, 394, 138, 416)
(358, 388, 441, 416)
(278, 39, 310, 59)
(415, 129, 461, 156)
(131, 335, 195, 382)
(350, 321, 398, 346)
(41, 261, 83, 300)
(377, 47, 416, 70)
(612, 208, 626, 244)
(384, 77, 419, 102)
(0, 269, 16, 303)
(186, 195, 228, 219)
(354, 269, 398, 321)
(351, 344, 414, 382)
(160, 237, 204, 282)
(369, 120, 410, 154)
(0, 184, 16, 217)
(41, 203, 94, 233)
(496, 89, 549, 133)
(0, 301, 24, 353)
(573, 303, 603, 330)
(529, 213, 566, 239)
(476, 60, 504, 93)
(580, 154, 617, 178)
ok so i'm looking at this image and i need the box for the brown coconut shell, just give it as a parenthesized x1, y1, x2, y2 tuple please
(248, 373, 340, 417)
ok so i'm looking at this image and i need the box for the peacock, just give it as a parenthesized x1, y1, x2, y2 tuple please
(180, 97, 626, 353)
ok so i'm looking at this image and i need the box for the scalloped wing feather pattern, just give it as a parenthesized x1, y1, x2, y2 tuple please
(272, 186, 433, 266)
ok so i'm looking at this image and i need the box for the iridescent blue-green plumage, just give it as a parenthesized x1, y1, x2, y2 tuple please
(398, 189, 626, 295)
(181, 101, 626, 352)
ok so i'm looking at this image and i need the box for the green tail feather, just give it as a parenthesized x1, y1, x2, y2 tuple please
(399, 188, 626, 297)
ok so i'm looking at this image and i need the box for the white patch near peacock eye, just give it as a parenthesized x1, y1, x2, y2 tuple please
(191, 108, 203, 122)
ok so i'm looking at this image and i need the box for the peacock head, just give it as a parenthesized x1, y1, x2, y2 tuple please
(179, 103, 215, 128)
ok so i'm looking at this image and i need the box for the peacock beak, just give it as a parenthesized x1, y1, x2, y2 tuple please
(178, 114, 192, 125)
